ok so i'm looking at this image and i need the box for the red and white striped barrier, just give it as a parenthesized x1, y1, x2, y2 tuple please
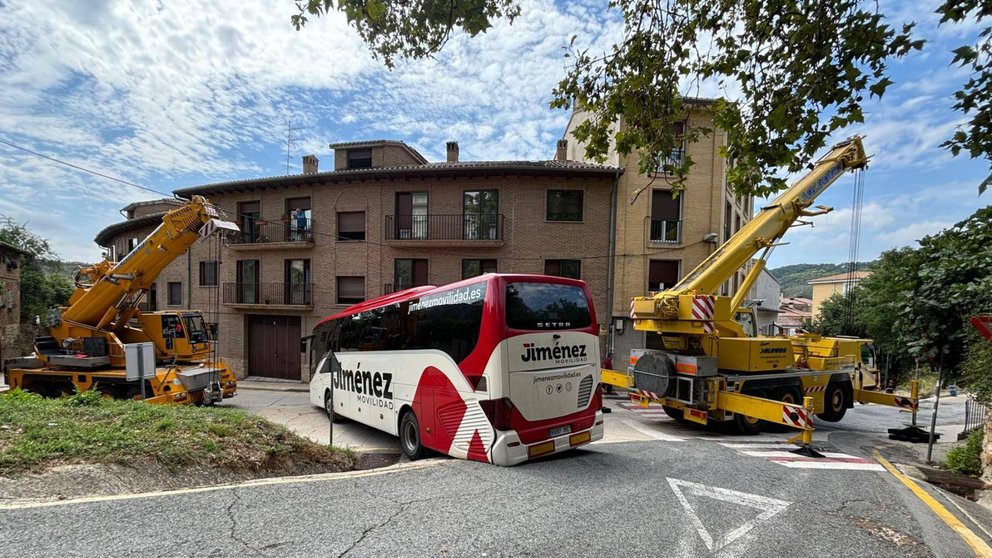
(782, 405, 810, 429)
(691, 295, 715, 334)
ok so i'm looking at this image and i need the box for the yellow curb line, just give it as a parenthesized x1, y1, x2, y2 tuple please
(0, 458, 445, 511)
(873, 450, 992, 557)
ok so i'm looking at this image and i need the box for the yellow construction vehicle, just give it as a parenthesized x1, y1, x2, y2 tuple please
(603, 137, 918, 447)
(3, 196, 239, 404)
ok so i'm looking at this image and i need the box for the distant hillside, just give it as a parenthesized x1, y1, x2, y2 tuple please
(769, 262, 873, 298)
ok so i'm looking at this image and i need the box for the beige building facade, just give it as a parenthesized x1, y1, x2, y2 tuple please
(808, 271, 870, 318)
(563, 104, 752, 369)
(96, 140, 620, 381)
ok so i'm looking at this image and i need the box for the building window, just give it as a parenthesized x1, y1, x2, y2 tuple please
(236, 259, 259, 304)
(650, 190, 682, 243)
(238, 201, 261, 243)
(546, 190, 584, 221)
(127, 237, 139, 253)
(395, 259, 428, 291)
(464, 190, 499, 240)
(167, 282, 182, 306)
(286, 197, 312, 241)
(655, 121, 686, 172)
(337, 276, 365, 305)
(648, 260, 680, 293)
(140, 282, 158, 312)
(462, 259, 497, 279)
(199, 261, 218, 286)
(285, 259, 312, 305)
(347, 148, 373, 169)
(337, 211, 366, 241)
(395, 192, 429, 239)
(545, 259, 581, 279)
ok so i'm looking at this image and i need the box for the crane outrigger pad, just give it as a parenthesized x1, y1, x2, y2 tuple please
(888, 425, 939, 443)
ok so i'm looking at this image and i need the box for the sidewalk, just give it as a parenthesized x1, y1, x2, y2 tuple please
(237, 377, 308, 392)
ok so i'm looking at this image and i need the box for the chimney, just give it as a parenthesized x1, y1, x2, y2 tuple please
(446, 141, 459, 163)
(302, 154, 319, 174)
(555, 139, 568, 161)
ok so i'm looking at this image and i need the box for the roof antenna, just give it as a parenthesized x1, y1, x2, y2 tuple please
(285, 120, 304, 174)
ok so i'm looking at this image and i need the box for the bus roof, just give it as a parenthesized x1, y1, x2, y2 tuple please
(315, 273, 588, 328)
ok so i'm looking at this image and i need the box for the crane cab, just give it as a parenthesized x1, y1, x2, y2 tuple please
(132, 311, 214, 363)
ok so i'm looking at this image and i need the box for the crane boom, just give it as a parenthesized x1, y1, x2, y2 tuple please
(632, 136, 867, 322)
(60, 196, 237, 329)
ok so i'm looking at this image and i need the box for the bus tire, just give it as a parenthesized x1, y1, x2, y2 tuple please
(324, 390, 343, 423)
(399, 410, 425, 461)
(817, 383, 848, 422)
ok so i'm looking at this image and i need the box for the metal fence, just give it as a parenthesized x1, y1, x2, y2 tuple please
(384, 214, 504, 241)
(230, 219, 313, 244)
(959, 397, 989, 440)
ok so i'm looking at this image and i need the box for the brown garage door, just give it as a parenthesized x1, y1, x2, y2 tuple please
(247, 314, 302, 380)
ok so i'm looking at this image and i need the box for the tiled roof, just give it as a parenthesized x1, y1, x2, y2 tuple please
(174, 159, 623, 197)
(0, 240, 29, 257)
(327, 139, 429, 164)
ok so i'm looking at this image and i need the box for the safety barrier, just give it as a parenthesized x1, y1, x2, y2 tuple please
(959, 398, 989, 440)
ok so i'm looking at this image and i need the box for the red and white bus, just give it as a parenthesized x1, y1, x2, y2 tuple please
(308, 274, 604, 465)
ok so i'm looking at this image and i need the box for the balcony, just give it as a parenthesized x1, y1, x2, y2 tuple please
(384, 214, 504, 247)
(223, 282, 314, 309)
(649, 219, 682, 244)
(654, 148, 685, 174)
(229, 219, 314, 250)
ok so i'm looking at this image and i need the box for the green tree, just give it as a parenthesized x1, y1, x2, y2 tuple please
(0, 216, 73, 324)
(898, 206, 992, 371)
(809, 290, 866, 338)
(857, 247, 923, 370)
(293, 0, 989, 196)
(960, 329, 992, 404)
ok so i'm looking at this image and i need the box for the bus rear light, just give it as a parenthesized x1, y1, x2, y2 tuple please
(478, 397, 514, 430)
(569, 432, 591, 446)
(527, 441, 555, 458)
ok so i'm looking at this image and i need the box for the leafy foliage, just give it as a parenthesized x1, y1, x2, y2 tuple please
(294, 1, 990, 196)
(961, 328, 992, 405)
(809, 290, 866, 338)
(937, 0, 992, 194)
(945, 427, 984, 476)
(0, 216, 74, 324)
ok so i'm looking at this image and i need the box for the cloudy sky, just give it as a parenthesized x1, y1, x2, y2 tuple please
(0, 0, 987, 269)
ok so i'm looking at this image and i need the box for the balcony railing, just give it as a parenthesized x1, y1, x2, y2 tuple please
(649, 219, 682, 244)
(384, 214, 503, 241)
(655, 148, 685, 173)
(231, 219, 313, 244)
(223, 282, 313, 306)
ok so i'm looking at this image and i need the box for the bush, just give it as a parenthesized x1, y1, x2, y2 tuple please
(945, 428, 984, 476)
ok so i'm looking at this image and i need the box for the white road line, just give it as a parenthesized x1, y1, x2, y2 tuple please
(620, 419, 686, 441)
(775, 461, 885, 471)
(740, 450, 870, 460)
(717, 442, 795, 449)
(667, 477, 791, 555)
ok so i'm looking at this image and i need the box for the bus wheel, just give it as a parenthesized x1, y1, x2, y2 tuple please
(399, 410, 425, 460)
(816, 383, 848, 422)
(324, 390, 342, 423)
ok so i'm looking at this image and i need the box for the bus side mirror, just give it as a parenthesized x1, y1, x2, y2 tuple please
(301, 334, 313, 354)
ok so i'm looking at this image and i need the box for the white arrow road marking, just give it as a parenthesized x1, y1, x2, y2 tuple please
(620, 419, 685, 441)
(667, 478, 791, 555)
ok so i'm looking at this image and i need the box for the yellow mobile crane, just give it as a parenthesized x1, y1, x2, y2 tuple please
(602, 137, 918, 447)
(4, 196, 239, 404)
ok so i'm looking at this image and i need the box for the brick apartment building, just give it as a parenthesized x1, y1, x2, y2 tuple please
(0, 241, 27, 369)
(563, 102, 753, 369)
(96, 140, 622, 381)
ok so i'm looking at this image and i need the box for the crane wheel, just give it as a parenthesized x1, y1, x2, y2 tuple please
(816, 382, 848, 422)
(766, 387, 804, 432)
(661, 405, 686, 423)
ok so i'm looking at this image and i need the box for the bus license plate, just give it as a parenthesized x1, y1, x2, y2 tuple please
(549, 425, 571, 438)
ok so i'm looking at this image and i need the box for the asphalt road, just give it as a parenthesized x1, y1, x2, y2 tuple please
(2, 389, 988, 557)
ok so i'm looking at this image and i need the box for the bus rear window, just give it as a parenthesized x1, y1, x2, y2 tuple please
(505, 282, 591, 330)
